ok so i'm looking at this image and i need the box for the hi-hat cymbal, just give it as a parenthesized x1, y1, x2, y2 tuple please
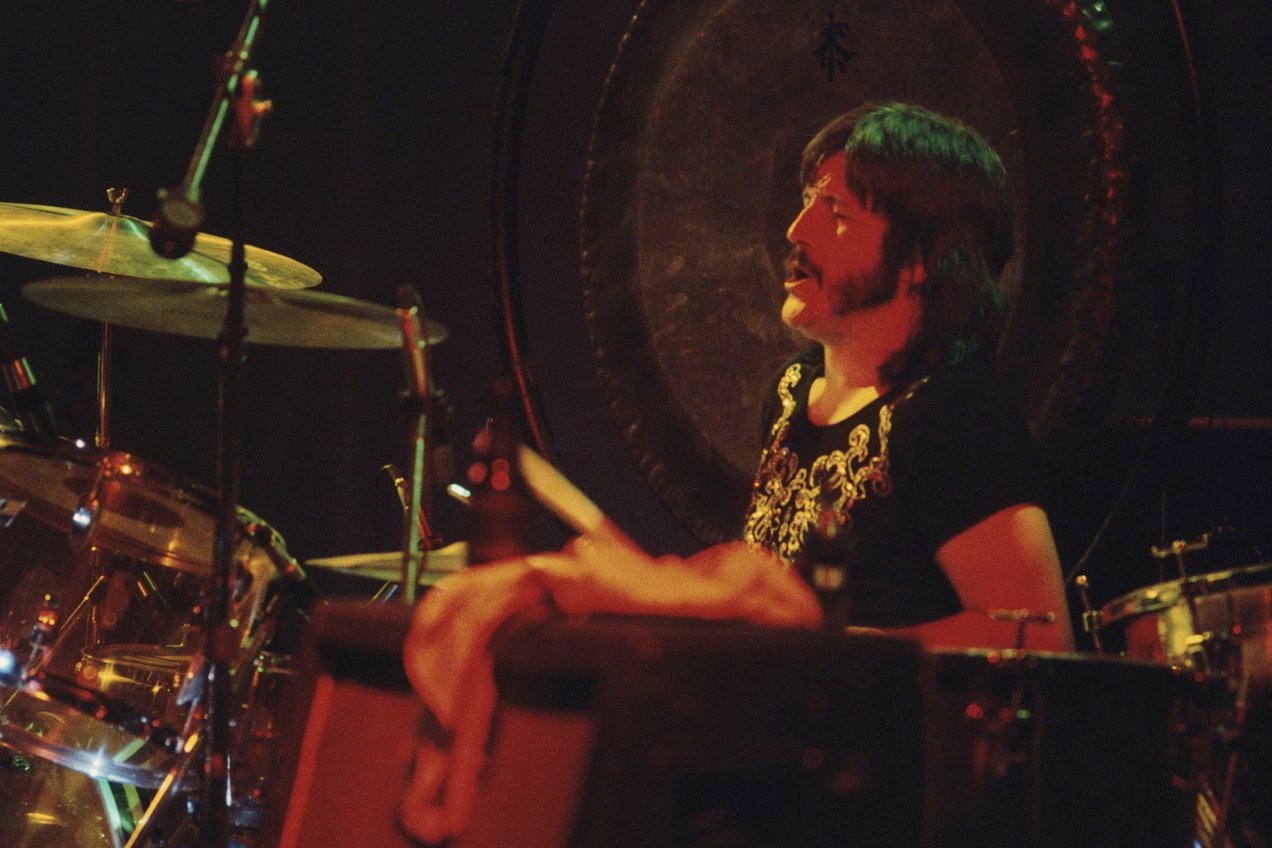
(23, 275, 447, 349)
(0, 203, 321, 289)
(307, 541, 468, 584)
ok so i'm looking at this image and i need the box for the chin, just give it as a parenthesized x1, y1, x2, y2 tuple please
(781, 297, 819, 337)
(781, 294, 806, 324)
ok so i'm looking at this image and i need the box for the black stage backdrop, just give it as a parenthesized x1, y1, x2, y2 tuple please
(0, 1, 1269, 623)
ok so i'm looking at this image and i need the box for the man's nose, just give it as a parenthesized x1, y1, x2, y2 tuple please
(786, 201, 813, 244)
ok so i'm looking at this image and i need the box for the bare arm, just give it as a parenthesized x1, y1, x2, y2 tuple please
(885, 504, 1075, 651)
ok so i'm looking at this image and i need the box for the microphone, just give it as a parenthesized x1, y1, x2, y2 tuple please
(0, 303, 59, 438)
(148, 187, 204, 260)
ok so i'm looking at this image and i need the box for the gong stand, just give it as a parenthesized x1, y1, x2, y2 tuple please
(140, 2, 272, 845)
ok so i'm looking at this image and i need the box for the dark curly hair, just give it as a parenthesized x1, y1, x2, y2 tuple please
(800, 102, 1013, 386)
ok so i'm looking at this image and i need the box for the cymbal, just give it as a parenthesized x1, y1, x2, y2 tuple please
(0, 203, 320, 289)
(23, 275, 447, 349)
(306, 541, 468, 584)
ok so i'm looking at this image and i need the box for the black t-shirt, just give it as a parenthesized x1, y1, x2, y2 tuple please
(743, 349, 1042, 628)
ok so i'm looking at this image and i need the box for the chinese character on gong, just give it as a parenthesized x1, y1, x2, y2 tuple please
(813, 11, 856, 81)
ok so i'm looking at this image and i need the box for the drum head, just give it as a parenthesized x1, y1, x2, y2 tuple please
(0, 684, 186, 789)
(0, 740, 140, 847)
(577, 0, 1197, 543)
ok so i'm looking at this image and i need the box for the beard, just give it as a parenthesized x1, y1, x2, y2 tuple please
(828, 266, 896, 315)
(784, 246, 896, 316)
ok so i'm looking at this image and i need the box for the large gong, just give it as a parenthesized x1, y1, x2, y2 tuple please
(576, 0, 1194, 545)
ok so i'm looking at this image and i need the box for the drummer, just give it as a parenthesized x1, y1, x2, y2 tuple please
(742, 102, 1073, 651)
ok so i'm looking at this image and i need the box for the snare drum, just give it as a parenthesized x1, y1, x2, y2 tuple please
(1099, 562, 1272, 681)
(0, 432, 290, 787)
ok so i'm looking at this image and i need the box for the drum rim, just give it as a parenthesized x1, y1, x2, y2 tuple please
(0, 684, 189, 790)
(924, 645, 1186, 671)
(0, 432, 285, 577)
(1098, 561, 1272, 623)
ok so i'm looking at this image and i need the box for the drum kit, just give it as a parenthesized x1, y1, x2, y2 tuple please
(0, 197, 451, 846)
(0, 203, 1268, 848)
(0, 155, 1268, 848)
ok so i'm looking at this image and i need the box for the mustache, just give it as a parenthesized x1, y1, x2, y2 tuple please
(783, 246, 817, 281)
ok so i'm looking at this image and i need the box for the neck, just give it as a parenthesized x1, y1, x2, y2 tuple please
(820, 295, 915, 392)
(804, 339, 888, 426)
(808, 294, 919, 424)
(821, 340, 887, 391)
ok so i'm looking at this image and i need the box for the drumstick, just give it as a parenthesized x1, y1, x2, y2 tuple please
(516, 443, 642, 553)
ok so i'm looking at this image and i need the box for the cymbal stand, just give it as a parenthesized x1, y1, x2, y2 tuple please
(124, 725, 204, 848)
(395, 285, 441, 605)
(96, 187, 128, 449)
(97, 321, 112, 449)
(148, 2, 271, 844)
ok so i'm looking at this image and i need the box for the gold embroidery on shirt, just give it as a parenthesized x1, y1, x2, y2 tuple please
(743, 367, 928, 563)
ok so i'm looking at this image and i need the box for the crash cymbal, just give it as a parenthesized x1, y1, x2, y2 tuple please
(306, 541, 468, 584)
(23, 275, 447, 349)
(0, 203, 320, 289)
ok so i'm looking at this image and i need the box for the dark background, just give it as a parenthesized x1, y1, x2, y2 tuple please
(0, 1, 1268, 625)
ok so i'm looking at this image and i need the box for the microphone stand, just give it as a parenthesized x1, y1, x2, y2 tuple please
(150, 2, 271, 845)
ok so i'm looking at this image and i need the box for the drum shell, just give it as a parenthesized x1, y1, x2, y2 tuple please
(922, 650, 1199, 848)
(0, 434, 286, 783)
(1101, 563, 1272, 681)
(230, 650, 297, 826)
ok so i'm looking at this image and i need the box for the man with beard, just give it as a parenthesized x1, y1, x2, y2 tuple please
(744, 102, 1073, 650)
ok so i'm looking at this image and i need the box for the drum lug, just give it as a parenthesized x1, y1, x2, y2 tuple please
(69, 458, 111, 545)
(1074, 575, 1104, 651)
(20, 594, 60, 677)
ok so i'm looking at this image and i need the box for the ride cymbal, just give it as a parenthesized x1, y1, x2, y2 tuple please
(0, 203, 320, 289)
(23, 275, 447, 349)
(306, 541, 468, 584)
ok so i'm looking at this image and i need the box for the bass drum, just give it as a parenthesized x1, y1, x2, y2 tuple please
(0, 431, 288, 788)
(922, 649, 1202, 848)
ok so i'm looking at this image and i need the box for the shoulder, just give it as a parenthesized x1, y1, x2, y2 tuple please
(887, 358, 1040, 483)
(892, 358, 1026, 434)
(889, 360, 1045, 544)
